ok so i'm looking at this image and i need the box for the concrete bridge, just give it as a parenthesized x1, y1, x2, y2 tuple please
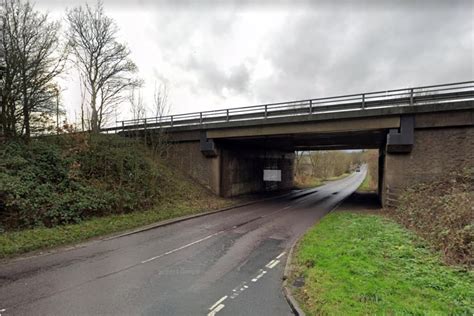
(103, 81, 474, 206)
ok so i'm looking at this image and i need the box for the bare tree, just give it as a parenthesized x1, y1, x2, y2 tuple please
(1, 0, 67, 139)
(66, 1, 140, 132)
(152, 81, 170, 120)
(78, 73, 87, 131)
(128, 86, 146, 121)
(149, 81, 172, 157)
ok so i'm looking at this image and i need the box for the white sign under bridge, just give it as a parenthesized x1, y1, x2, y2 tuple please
(263, 169, 281, 182)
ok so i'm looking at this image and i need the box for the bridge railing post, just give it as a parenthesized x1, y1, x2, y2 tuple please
(170, 115, 173, 127)
(200, 112, 203, 125)
(144, 118, 147, 144)
(226, 109, 229, 122)
(362, 94, 365, 109)
(410, 88, 414, 106)
(264, 105, 268, 119)
(309, 100, 313, 114)
(121, 121, 124, 132)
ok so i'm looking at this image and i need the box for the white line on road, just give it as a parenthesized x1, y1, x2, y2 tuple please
(141, 231, 223, 264)
(252, 269, 267, 282)
(265, 260, 276, 268)
(207, 304, 225, 316)
(209, 296, 228, 310)
(267, 259, 280, 269)
(276, 251, 286, 259)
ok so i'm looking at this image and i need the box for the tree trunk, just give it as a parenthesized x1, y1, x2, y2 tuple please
(90, 88, 99, 132)
(22, 77, 30, 140)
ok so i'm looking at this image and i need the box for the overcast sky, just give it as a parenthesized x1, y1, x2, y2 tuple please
(37, 0, 473, 126)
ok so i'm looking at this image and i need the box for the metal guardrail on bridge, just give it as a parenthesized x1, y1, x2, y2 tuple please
(102, 81, 474, 133)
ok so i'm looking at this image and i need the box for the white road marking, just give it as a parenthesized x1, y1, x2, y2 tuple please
(265, 259, 276, 268)
(276, 251, 286, 259)
(267, 259, 280, 269)
(209, 296, 228, 310)
(252, 269, 267, 282)
(141, 231, 223, 264)
(207, 304, 225, 316)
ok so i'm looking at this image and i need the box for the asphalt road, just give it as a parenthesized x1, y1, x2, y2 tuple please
(0, 166, 367, 316)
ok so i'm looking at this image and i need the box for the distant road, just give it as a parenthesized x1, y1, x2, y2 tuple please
(0, 167, 366, 315)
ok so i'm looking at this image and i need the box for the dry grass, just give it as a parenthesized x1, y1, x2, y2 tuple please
(386, 170, 473, 267)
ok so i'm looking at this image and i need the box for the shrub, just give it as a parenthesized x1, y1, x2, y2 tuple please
(0, 134, 163, 230)
(387, 170, 473, 267)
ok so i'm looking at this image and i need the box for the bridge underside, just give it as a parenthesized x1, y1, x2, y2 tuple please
(218, 129, 387, 151)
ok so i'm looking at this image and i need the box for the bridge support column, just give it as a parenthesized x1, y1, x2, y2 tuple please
(220, 146, 294, 197)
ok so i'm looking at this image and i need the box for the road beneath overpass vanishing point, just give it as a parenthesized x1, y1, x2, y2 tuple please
(0, 167, 367, 316)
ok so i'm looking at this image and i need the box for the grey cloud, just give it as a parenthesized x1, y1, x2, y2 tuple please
(186, 56, 251, 96)
(255, 1, 473, 102)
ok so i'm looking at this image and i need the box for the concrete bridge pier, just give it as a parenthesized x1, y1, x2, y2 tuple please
(166, 133, 295, 197)
(220, 145, 294, 197)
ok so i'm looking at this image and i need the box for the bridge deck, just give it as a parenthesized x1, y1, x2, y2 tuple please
(102, 81, 474, 133)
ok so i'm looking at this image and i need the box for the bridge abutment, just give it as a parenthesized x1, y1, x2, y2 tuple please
(382, 123, 474, 207)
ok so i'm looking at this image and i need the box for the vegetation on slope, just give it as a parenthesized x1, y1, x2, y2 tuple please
(292, 212, 473, 315)
(0, 134, 234, 257)
(387, 170, 473, 267)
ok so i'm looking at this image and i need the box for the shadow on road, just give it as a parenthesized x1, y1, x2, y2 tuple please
(338, 191, 381, 212)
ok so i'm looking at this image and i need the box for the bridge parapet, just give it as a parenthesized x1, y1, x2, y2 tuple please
(102, 81, 474, 134)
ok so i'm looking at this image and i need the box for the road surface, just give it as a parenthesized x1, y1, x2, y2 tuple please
(0, 166, 366, 315)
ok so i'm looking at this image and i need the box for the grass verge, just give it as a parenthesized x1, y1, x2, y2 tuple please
(0, 197, 236, 259)
(357, 172, 373, 192)
(291, 211, 473, 315)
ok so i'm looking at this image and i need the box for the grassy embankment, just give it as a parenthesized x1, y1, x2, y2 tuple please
(357, 171, 374, 192)
(0, 134, 237, 258)
(291, 212, 473, 315)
